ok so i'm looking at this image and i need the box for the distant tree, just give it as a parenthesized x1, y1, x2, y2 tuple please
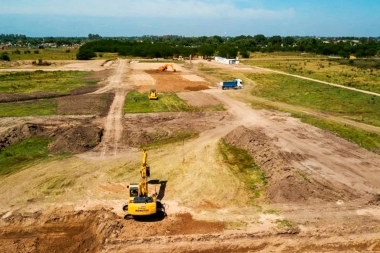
(240, 49, 250, 58)
(88, 33, 102, 40)
(269, 35, 282, 46)
(76, 47, 96, 60)
(0, 53, 10, 61)
(283, 36, 295, 46)
(198, 45, 215, 57)
(253, 34, 267, 46)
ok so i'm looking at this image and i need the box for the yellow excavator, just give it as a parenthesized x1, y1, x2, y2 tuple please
(123, 150, 165, 218)
(157, 63, 176, 72)
(149, 88, 158, 100)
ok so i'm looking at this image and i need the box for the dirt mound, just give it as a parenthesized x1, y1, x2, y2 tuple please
(0, 209, 122, 253)
(0, 91, 65, 103)
(48, 124, 103, 154)
(184, 85, 210, 91)
(223, 126, 359, 204)
(0, 85, 104, 103)
(0, 120, 103, 154)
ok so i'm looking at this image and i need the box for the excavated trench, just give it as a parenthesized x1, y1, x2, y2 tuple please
(0, 209, 122, 253)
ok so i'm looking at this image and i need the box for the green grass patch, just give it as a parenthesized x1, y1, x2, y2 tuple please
(124, 91, 192, 113)
(2, 48, 79, 61)
(244, 58, 380, 93)
(0, 70, 98, 94)
(275, 219, 296, 228)
(248, 73, 380, 127)
(297, 170, 311, 183)
(218, 139, 267, 200)
(198, 64, 241, 82)
(263, 208, 281, 215)
(292, 112, 380, 153)
(106, 162, 137, 182)
(39, 175, 75, 196)
(141, 130, 199, 149)
(0, 137, 51, 176)
(0, 98, 57, 117)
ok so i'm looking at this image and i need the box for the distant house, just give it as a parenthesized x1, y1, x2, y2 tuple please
(215, 56, 239, 65)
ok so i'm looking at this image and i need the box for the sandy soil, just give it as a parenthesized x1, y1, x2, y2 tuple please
(1, 59, 380, 252)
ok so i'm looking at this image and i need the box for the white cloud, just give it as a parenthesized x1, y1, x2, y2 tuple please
(1, 0, 295, 19)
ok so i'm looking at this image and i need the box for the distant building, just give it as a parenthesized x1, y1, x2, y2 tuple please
(215, 56, 239, 65)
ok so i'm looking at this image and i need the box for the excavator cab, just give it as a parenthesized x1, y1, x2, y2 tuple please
(149, 89, 158, 100)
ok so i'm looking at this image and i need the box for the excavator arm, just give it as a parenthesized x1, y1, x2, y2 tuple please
(139, 150, 149, 196)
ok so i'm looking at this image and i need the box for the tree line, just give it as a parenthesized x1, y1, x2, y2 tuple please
(1, 33, 379, 60)
(76, 35, 380, 60)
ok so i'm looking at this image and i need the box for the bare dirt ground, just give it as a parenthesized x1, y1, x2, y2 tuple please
(1, 59, 380, 252)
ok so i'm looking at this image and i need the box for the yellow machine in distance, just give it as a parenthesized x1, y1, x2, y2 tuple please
(123, 150, 165, 217)
(149, 89, 158, 100)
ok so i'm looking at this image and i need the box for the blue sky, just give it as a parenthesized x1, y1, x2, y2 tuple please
(0, 0, 379, 37)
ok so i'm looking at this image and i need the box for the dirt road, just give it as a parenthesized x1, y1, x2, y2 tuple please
(92, 59, 129, 155)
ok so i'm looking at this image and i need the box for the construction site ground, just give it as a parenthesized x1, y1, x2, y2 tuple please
(1, 59, 380, 252)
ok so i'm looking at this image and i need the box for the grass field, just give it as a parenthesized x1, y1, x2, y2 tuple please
(0, 70, 98, 94)
(124, 90, 224, 113)
(247, 73, 380, 127)
(1, 48, 79, 61)
(0, 137, 51, 176)
(244, 58, 380, 93)
(0, 99, 56, 117)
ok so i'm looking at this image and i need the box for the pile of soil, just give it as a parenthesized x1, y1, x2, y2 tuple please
(223, 126, 359, 204)
(0, 86, 103, 103)
(0, 120, 103, 154)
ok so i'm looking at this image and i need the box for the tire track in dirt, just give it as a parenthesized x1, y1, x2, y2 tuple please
(92, 59, 128, 156)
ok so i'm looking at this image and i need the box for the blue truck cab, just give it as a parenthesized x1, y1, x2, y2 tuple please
(220, 79, 243, 90)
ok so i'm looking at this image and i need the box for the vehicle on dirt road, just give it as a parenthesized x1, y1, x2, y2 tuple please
(149, 88, 158, 100)
(123, 150, 165, 218)
(220, 79, 243, 90)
